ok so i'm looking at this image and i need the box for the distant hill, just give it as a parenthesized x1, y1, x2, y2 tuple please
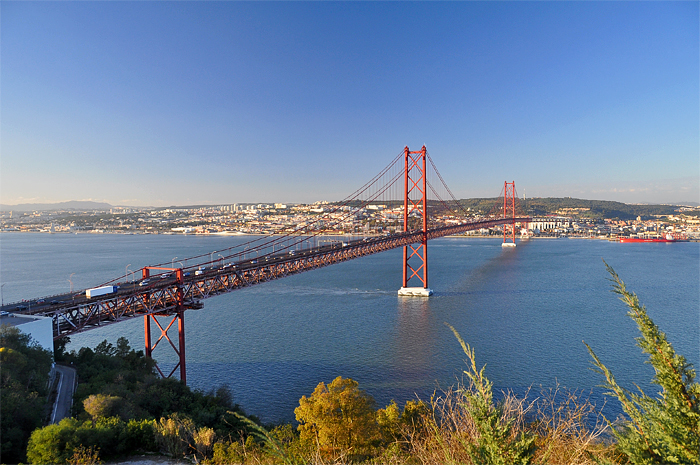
(0, 200, 113, 212)
(457, 197, 684, 220)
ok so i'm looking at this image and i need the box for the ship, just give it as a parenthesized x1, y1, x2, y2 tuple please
(619, 233, 686, 243)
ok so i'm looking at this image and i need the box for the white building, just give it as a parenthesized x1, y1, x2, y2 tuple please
(0, 313, 54, 355)
(527, 216, 571, 233)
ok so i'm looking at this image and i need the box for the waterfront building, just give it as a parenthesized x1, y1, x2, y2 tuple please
(0, 312, 53, 355)
(527, 216, 571, 234)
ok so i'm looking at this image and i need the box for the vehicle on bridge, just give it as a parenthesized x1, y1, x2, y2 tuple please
(86, 285, 118, 298)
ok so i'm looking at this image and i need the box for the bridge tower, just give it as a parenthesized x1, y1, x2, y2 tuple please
(502, 181, 517, 248)
(142, 267, 187, 383)
(398, 146, 433, 297)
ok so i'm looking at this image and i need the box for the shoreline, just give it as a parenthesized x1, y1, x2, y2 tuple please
(2, 230, 697, 242)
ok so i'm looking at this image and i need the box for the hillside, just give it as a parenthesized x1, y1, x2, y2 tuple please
(0, 201, 113, 212)
(457, 197, 681, 220)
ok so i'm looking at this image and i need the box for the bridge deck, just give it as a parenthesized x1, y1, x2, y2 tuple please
(9, 217, 529, 339)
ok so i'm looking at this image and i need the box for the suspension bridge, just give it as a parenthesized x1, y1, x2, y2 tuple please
(7, 146, 530, 381)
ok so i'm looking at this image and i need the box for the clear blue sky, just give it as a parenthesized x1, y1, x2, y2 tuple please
(2, 1, 698, 206)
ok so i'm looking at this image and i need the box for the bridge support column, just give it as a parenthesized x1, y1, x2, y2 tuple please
(142, 267, 187, 383)
(177, 283, 186, 383)
(144, 315, 152, 357)
(398, 145, 433, 297)
(143, 268, 152, 358)
(502, 181, 517, 248)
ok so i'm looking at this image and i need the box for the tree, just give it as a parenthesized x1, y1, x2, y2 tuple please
(585, 263, 700, 464)
(0, 325, 53, 464)
(83, 394, 125, 424)
(294, 376, 378, 460)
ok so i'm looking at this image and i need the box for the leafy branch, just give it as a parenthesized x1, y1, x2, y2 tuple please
(584, 262, 700, 464)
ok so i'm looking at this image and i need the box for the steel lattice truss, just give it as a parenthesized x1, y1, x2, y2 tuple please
(33, 217, 528, 340)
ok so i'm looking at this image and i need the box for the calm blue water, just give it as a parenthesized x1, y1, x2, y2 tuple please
(1, 233, 698, 423)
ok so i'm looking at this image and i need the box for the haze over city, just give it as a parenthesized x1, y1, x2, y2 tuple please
(2, 1, 698, 207)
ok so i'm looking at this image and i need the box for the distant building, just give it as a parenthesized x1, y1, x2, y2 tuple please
(527, 216, 571, 233)
(171, 227, 195, 233)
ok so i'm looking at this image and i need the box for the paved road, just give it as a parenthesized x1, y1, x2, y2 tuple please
(51, 364, 77, 424)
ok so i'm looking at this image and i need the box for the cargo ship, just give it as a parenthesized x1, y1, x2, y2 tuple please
(619, 233, 686, 243)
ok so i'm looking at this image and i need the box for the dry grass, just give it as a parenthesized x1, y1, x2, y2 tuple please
(529, 385, 622, 464)
(404, 387, 531, 465)
(403, 383, 621, 465)
(67, 445, 103, 465)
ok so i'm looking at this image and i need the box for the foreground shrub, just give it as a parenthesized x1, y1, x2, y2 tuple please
(295, 376, 379, 462)
(26, 417, 156, 464)
(83, 394, 128, 423)
(405, 324, 623, 465)
(0, 325, 53, 463)
(64, 337, 253, 442)
(586, 263, 700, 464)
(411, 325, 535, 464)
(530, 385, 619, 464)
(153, 413, 194, 457)
(66, 445, 102, 465)
(208, 440, 246, 464)
(445, 324, 535, 464)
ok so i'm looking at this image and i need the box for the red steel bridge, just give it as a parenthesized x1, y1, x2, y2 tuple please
(11, 146, 530, 382)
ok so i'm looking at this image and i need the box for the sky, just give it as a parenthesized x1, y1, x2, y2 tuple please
(1, 1, 698, 207)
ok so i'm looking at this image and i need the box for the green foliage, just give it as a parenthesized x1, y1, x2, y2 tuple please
(231, 413, 301, 465)
(377, 399, 430, 447)
(376, 400, 401, 442)
(64, 337, 156, 418)
(63, 337, 250, 439)
(26, 417, 156, 464)
(26, 265, 698, 465)
(0, 324, 53, 463)
(54, 336, 71, 362)
(26, 418, 79, 465)
(137, 377, 249, 436)
(193, 426, 217, 458)
(208, 440, 245, 465)
(295, 376, 378, 461)
(83, 394, 126, 423)
(585, 263, 700, 464)
(152, 412, 226, 460)
(228, 395, 429, 465)
(153, 413, 194, 457)
(446, 324, 536, 465)
(522, 198, 678, 220)
(457, 196, 679, 220)
(66, 444, 102, 465)
(23, 337, 256, 463)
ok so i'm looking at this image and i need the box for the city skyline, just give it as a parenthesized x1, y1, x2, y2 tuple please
(2, 1, 698, 207)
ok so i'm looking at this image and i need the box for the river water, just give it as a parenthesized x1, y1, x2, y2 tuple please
(1, 233, 698, 423)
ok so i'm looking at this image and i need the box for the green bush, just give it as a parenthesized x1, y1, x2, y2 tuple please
(446, 324, 535, 464)
(26, 418, 81, 465)
(0, 325, 53, 463)
(63, 337, 251, 440)
(586, 263, 700, 464)
(208, 440, 245, 464)
(26, 416, 156, 464)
